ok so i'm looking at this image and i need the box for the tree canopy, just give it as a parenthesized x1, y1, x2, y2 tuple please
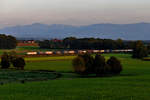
(0, 34, 17, 49)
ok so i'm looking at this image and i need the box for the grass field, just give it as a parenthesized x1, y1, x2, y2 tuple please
(16, 46, 64, 52)
(25, 56, 75, 62)
(0, 46, 61, 56)
(0, 70, 58, 83)
(0, 54, 150, 100)
(16, 46, 45, 51)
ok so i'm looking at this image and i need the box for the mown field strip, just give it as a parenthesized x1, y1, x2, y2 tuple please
(25, 56, 76, 62)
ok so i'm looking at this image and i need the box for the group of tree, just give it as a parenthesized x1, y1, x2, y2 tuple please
(38, 37, 150, 59)
(72, 53, 122, 76)
(39, 39, 64, 49)
(39, 37, 132, 50)
(132, 41, 148, 59)
(0, 34, 17, 49)
(1, 52, 26, 70)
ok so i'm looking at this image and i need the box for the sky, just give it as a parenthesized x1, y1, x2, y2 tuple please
(0, 0, 150, 28)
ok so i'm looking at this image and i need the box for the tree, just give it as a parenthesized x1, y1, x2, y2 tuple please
(116, 38, 124, 49)
(72, 56, 86, 74)
(94, 54, 108, 76)
(1, 51, 26, 70)
(0, 34, 17, 49)
(72, 53, 94, 75)
(1, 52, 10, 69)
(63, 37, 77, 49)
(107, 56, 122, 74)
(12, 57, 26, 70)
(132, 41, 148, 59)
(9, 51, 17, 63)
(72, 54, 123, 76)
(79, 53, 94, 74)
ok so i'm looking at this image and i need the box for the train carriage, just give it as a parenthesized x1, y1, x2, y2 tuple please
(27, 52, 37, 55)
(45, 51, 53, 55)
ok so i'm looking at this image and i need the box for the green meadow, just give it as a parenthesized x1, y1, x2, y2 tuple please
(0, 54, 150, 100)
(16, 46, 64, 52)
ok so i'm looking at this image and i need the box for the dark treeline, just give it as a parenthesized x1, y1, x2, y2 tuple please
(39, 37, 134, 50)
(0, 34, 17, 49)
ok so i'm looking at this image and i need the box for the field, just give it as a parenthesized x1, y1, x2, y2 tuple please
(0, 46, 66, 56)
(0, 53, 150, 100)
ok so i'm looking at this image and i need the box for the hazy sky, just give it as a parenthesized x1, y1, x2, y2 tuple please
(0, 0, 150, 28)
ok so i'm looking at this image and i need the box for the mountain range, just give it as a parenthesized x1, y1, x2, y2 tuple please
(0, 22, 150, 40)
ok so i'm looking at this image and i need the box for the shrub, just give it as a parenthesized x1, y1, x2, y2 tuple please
(9, 51, 17, 62)
(107, 56, 122, 74)
(94, 54, 107, 76)
(12, 57, 26, 70)
(1, 52, 10, 69)
(79, 53, 94, 74)
(72, 53, 94, 75)
(72, 56, 86, 74)
(72, 54, 123, 76)
(132, 41, 148, 59)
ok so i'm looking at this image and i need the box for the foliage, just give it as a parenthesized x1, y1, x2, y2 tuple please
(72, 56, 85, 74)
(12, 57, 26, 70)
(0, 51, 26, 69)
(107, 56, 123, 74)
(39, 39, 64, 49)
(9, 51, 17, 62)
(78, 54, 94, 74)
(0, 34, 17, 49)
(1, 52, 10, 69)
(93, 54, 108, 76)
(72, 53, 94, 75)
(132, 41, 148, 59)
(116, 38, 124, 49)
(72, 54, 122, 76)
(39, 37, 133, 50)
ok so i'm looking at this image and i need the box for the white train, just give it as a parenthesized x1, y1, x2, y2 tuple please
(27, 52, 37, 55)
(26, 49, 133, 55)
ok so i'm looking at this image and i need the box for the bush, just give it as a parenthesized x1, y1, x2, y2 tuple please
(72, 54, 123, 76)
(72, 53, 94, 75)
(107, 56, 122, 74)
(79, 53, 94, 74)
(132, 41, 148, 59)
(12, 57, 26, 70)
(0, 34, 17, 49)
(9, 51, 17, 62)
(72, 56, 86, 74)
(1, 52, 26, 70)
(94, 54, 108, 76)
(1, 52, 10, 69)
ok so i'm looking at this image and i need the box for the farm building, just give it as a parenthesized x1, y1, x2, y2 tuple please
(17, 40, 38, 46)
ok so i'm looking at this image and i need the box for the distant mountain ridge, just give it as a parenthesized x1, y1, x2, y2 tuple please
(0, 22, 150, 40)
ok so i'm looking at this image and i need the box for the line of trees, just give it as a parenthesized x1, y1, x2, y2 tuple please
(0, 34, 17, 49)
(39, 37, 133, 50)
(39, 40, 64, 49)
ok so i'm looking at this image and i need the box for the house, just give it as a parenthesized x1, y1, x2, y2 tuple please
(17, 40, 38, 46)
